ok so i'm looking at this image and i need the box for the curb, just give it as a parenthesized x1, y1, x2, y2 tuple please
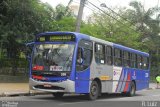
(0, 91, 50, 97)
(3, 92, 30, 97)
(147, 88, 154, 90)
(147, 87, 158, 90)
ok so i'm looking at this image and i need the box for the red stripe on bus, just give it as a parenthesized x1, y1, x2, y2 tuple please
(32, 75, 43, 80)
(123, 72, 131, 92)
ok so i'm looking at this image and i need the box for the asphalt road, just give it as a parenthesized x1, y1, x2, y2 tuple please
(0, 89, 160, 107)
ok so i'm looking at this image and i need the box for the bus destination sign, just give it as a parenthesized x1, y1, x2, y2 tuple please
(37, 35, 75, 42)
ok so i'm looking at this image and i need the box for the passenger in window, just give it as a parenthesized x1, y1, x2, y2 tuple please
(95, 54, 99, 63)
(47, 49, 57, 66)
(126, 60, 130, 67)
(84, 50, 91, 65)
(114, 60, 118, 66)
(115, 59, 121, 66)
(124, 62, 128, 67)
(117, 59, 121, 66)
(107, 58, 112, 65)
(34, 53, 44, 66)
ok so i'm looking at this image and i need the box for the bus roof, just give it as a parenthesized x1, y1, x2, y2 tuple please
(113, 43, 149, 57)
(36, 31, 76, 37)
(36, 31, 90, 39)
(36, 31, 149, 57)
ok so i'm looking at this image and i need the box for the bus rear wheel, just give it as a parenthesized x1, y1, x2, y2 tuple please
(87, 81, 99, 100)
(52, 92, 64, 98)
(127, 81, 136, 97)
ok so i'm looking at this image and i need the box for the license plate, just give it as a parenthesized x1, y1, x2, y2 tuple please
(50, 66, 63, 71)
(43, 84, 52, 87)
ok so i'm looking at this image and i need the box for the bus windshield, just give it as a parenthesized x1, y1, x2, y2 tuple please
(32, 44, 75, 72)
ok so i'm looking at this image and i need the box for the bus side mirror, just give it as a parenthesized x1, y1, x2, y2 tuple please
(25, 42, 34, 61)
(26, 55, 31, 61)
(77, 47, 84, 65)
(25, 47, 32, 61)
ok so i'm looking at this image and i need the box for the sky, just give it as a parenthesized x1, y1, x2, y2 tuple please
(40, 0, 160, 19)
(40, 0, 160, 8)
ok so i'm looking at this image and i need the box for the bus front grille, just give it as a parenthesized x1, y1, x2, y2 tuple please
(34, 85, 65, 90)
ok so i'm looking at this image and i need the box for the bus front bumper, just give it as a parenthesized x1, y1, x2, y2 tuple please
(29, 78, 75, 93)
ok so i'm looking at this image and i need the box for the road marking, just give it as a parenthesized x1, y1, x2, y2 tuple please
(58, 102, 87, 106)
(150, 94, 160, 97)
(97, 97, 128, 101)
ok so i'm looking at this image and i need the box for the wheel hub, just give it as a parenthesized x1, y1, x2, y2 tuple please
(91, 85, 97, 96)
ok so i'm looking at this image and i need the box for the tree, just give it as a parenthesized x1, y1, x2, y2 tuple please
(124, 1, 160, 49)
(0, 0, 56, 75)
(53, 16, 76, 31)
(54, 4, 74, 20)
(81, 9, 141, 49)
(123, 1, 160, 75)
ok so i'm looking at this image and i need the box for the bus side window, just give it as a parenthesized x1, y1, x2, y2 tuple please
(123, 51, 130, 67)
(137, 55, 142, 69)
(143, 57, 149, 70)
(114, 48, 122, 66)
(106, 46, 113, 65)
(95, 43, 105, 64)
(131, 53, 137, 68)
(76, 40, 93, 71)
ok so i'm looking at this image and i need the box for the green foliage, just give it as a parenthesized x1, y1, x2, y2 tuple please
(81, 11, 141, 50)
(0, 0, 74, 75)
(53, 16, 76, 31)
(0, 0, 55, 58)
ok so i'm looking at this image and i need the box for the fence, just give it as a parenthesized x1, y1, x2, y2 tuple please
(0, 58, 28, 76)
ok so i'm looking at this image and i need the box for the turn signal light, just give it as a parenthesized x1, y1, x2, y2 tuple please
(32, 65, 44, 71)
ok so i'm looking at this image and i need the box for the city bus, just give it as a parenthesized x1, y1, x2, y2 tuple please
(27, 32, 150, 100)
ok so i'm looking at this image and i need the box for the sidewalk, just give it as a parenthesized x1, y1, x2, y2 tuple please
(0, 83, 49, 97)
(0, 83, 157, 97)
(0, 83, 29, 97)
(149, 82, 157, 89)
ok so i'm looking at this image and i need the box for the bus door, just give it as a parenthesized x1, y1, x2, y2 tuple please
(75, 40, 93, 93)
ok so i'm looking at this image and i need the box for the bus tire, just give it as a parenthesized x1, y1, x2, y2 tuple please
(52, 92, 64, 98)
(127, 81, 136, 97)
(87, 81, 99, 100)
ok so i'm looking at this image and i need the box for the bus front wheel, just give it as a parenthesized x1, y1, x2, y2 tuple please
(87, 81, 99, 100)
(52, 92, 64, 98)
